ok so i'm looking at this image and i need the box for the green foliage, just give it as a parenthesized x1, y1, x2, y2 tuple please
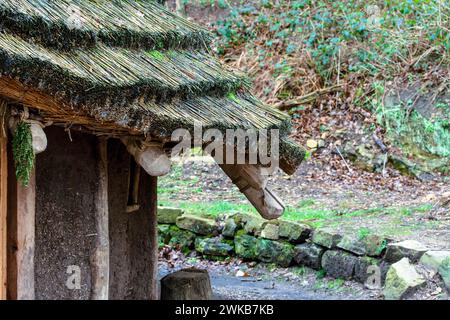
(297, 198, 316, 208)
(357, 227, 371, 240)
(292, 266, 307, 276)
(227, 91, 240, 103)
(316, 268, 327, 279)
(214, 0, 449, 80)
(146, 50, 165, 61)
(12, 122, 35, 186)
(375, 239, 388, 256)
(369, 79, 450, 170)
(326, 278, 345, 289)
(378, 105, 450, 158)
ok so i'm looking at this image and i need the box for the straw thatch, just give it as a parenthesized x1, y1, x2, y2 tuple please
(0, 0, 210, 51)
(0, 0, 305, 172)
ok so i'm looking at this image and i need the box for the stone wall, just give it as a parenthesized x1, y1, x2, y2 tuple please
(158, 207, 450, 300)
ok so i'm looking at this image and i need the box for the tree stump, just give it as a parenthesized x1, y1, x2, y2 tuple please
(160, 268, 212, 300)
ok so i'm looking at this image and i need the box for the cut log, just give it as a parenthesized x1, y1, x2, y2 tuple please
(121, 138, 171, 177)
(160, 268, 212, 300)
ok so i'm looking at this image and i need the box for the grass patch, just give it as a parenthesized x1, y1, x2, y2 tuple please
(158, 199, 433, 227)
(357, 227, 371, 240)
(158, 200, 257, 218)
(327, 278, 345, 290)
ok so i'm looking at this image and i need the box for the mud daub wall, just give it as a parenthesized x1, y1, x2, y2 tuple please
(35, 126, 98, 300)
(34, 130, 156, 300)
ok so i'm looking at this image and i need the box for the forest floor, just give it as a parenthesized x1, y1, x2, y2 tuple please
(158, 250, 377, 300)
(159, 156, 450, 250)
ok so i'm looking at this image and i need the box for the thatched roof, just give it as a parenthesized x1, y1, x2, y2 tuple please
(0, 0, 304, 173)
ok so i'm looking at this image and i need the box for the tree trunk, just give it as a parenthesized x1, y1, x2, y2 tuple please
(160, 268, 212, 300)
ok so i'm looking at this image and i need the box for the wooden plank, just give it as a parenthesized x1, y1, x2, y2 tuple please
(0, 122, 7, 300)
(148, 175, 158, 300)
(90, 137, 109, 300)
(7, 158, 36, 300)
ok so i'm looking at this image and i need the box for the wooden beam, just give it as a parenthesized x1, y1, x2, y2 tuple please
(7, 158, 36, 300)
(219, 163, 285, 220)
(90, 138, 109, 300)
(0, 120, 7, 300)
(149, 175, 158, 300)
(121, 138, 171, 177)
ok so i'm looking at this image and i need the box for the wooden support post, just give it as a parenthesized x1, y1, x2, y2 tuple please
(0, 126, 7, 300)
(7, 162, 36, 300)
(90, 138, 109, 300)
(149, 175, 158, 300)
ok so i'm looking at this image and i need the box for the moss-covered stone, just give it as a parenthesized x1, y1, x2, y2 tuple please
(168, 226, 196, 253)
(438, 258, 450, 290)
(222, 217, 237, 238)
(321, 250, 358, 280)
(176, 214, 218, 236)
(383, 258, 425, 300)
(256, 239, 294, 267)
(337, 235, 366, 256)
(233, 213, 265, 236)
(384, 240, 428, 263)
(157, 206, 184, 224)
(234, 234, 259, 260)
(420, 251, 450, 273)
(312, 228, 342, 249)
(278, 220, 311, 243)
(260, 223, 279, 240)
(354, 256, 381, 285)
(243, 217, 265, 236)
(293, 243, 325, 270)
(337, 234, 388, 257)
(158, 224, 172, 245)
(195, 237, 234, 256)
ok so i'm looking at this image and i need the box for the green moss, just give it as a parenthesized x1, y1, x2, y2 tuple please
(383, 107, 450, 159)
(12, 122, 34, 186)
(227, 92, 239, 103)
(327, 278, 345, 289)
(146, 50, 165, 61)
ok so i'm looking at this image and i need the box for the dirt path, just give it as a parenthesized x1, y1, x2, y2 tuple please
(158, 256, 378, 300)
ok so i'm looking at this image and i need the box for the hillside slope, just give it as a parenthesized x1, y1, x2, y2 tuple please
(171, 0, 449, 180)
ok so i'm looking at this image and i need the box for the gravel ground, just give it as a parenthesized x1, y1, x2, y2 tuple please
(158, 254, 378, 300)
